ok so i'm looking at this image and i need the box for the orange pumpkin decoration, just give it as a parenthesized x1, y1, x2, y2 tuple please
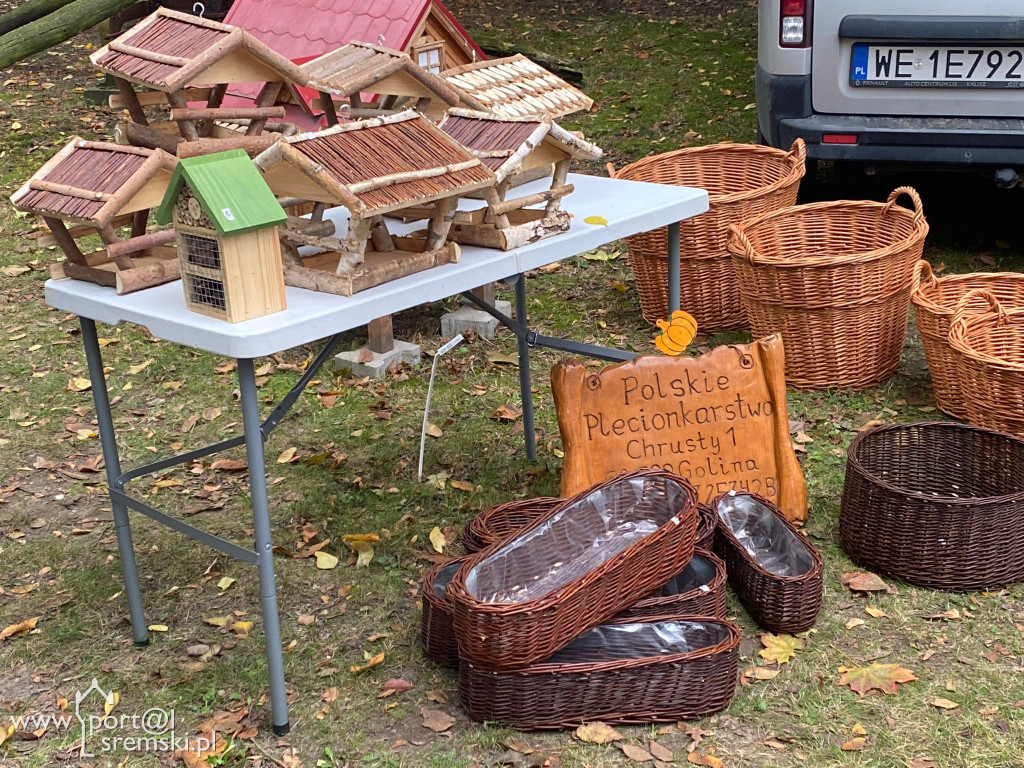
(654, 310, 698, 356)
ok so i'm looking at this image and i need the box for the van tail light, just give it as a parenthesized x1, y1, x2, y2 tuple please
(780, 0, 812, 48)
(822, 134, 858, 145)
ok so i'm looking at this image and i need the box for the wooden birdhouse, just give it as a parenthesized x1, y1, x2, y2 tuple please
(155, 149, 288, 322)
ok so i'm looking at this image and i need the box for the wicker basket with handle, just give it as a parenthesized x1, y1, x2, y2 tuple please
(948, 290, 1024, 437)
(607, 140, 805, 332)
(912, 262, 1024, 418)
(728, 187, 929, 389)
(447, 468, 699, 669)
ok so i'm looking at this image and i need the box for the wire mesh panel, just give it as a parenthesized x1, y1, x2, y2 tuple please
(182, 232, 222, 270)
(185, 272, 226, 312)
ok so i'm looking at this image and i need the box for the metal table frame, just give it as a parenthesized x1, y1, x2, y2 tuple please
(70, 200, 684, 735)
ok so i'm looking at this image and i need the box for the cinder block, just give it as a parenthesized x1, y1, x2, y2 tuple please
(334, 339, 421, 379)
(441, 300, 512, 341)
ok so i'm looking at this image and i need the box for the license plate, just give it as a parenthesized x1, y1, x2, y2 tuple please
(851, 43, 1024, 88)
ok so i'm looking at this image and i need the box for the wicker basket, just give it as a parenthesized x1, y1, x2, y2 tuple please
(713, 491, 823, 633)
(616, 550, 727, 620)
(840, 422, 1024, 590)
(607, 140, 806, 331)
(948, 291, 1024, 437)
(462, 497, 561, 553)
(448, 469, 699, 668)
(696, 503, 717, 551)
(459, 614, 740, 729)
(728, 187, 929, 389)
(421, 556, 472, 667)
(912, 263, 1024, 418)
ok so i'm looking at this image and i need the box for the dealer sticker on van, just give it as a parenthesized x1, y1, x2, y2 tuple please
(851, 43, 1024, 88)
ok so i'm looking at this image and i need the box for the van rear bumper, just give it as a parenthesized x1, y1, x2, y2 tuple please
(757, 66, 1024, 166)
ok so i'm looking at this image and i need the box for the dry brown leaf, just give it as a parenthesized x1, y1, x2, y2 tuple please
(350, 651, 385, 674)
(210, 458, 247, 472)
(759, 633, 803, 665)
(841, 737, 866, 751)
(930, 697, 959, 710)
(621, 743, 654, 762)
(837, 663, 916, 695)
(322, 687, 339, 703)
(493, 404, 523, 422)
(276, 446, 299, 464)
(687, 748, 724, 767)
(421, 708, 454, 733)
(297, 614, 315, 626)
(649, 740, 673, 761)
(742, 666, 781, 681)
(357, 349, 374, 364)
(426, 688, 448, 704)
(425, 422, 443, 438)
(0, 616, 39, 641)
(450, 480, 475, 492)
(575, 721, 622, 744)
(428, 526, 447, 554)
(841, 571, 888, 592)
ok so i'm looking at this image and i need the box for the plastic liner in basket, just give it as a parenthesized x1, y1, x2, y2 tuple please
(420, 556, 471, 667)
(448, 469, 699, 668)
(617, 549, 727, 620)
(459, 613, 741, 729)
(462, 497, 562, 553)
(713, 491, 823, 633)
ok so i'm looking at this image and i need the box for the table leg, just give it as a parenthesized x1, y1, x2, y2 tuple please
(513, 275, 537, 461)
(80, 318, 149, 646)
(237, 358, 290, 735)
(667, 221, 681, 314)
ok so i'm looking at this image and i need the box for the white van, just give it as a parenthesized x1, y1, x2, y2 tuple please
(756, 1, 1024, 182)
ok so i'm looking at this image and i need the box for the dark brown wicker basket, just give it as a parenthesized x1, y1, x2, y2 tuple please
(616, 550, 727, 620)
(696, 503, 716, 551)
(448, 469, 699, 668)
(840, 422, 1024, 590)
(459, 614, 741, 729)
(420, 556, 472, 667)
(462, 497, 562, 553)
(713, 491, 823, 633)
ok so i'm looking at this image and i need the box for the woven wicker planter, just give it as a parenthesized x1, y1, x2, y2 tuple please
(459, 614, 740, 729)
(608, 140, 805, 332)
(912, 263, 1024, 418)
(713, 491, 823, 633)
(462, 497, 561, 553)
(448, 469, 699, 668)
(616, 550, 727, 620)
(421, 556, 472, 667)
(728, 187, 929, 389)
(840, 422, 1024, 590)
(696, 503, 716, 551)
(948, 291, 1024, 437)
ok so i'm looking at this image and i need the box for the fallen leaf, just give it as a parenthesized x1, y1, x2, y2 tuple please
(428, 526, 447, 554)
(217, 576, 235, 593)
(846, 618, 866, 630)
(865, 606, 888, 618)
(649, 741, 673, 761)
(838, 663, 916, 695)
(68, 377, 92, 392)
(852, 723, 867, 736)
(104, 691, 120, 716)
(147, 624, 168, 632)
(314, 551, 339, 570)
(350, 651, 385, 674)
(841, 571, 888, 593)
(687, 749, 724, 767)
(421, 708, 454, 733)
(128, 358, 154, 375)
(621, 743, 654, 762)
(426, 689, 448, 704)
(759, 633, 803, 665)
(0, 616, 39, 641)
(493, 404, 522, 422)
(425, 422, 443, 438)
(575, 722, 621, 744)
(742, 667, 780, 681)
(584, 215, 609, 226)
(383, 678, 413, 693)
(930, 697, 959, 710)
(322, 686, 340, 703)
(1, 265, 30, 277)
(210, 458, 247, 472)
(358, 349, 374, 364)
(276, 446, 299, 464)
(841, 737, 866, 751)
(450, 479, 475, 492)
(297, 614, 315, 626)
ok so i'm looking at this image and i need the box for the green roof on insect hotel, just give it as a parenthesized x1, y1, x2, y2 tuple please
(155, 149, 286, 236)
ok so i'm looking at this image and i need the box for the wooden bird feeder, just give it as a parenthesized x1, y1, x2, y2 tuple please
(301, 42, 469, 124)
(254, 110, 496, 296)
(442, 54, 594, 120)
(155, 149, 288, 322)
(425, 110, 602, 250)
(91, 8, 309, 159)
(11, 137, 181, 294)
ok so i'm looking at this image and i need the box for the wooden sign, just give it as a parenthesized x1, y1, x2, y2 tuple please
(552, 334, 807, 523)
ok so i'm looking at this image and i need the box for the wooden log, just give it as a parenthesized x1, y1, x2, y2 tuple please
(106, 228, 176, 259)
(114, 76, 148, 125)
(367, 316, 394, 354)
(347, 160, 481, 195)
(247, 82, 283, 136)
(36, 213, 134, 247)
(426, 197, 458, 251)
(109, 42, 189, 67)
(124, 122, 182, 153)
(482, 185, 510, 228)
(0, 0, 74, 38)
(319, 90, 338, 127)
(310, 201, 328, 221)
(42, 216, 88, 264)
(176, 135, 278, 158)
(342, 217, 371, 266)
(169, 106, 286, 122)
(0, 0, 136, 69)
(166, 91, 199, 141)
(369, 216, 395, 252)
(451, 210, 571, 250)
(199, 83, 229, 136)
(491, 183, 573, 216)
(29, 179, 110, 201)
(109, 87, 212, 109)
(283, 216, 335, 237)
(63, 260, 116, 287)
(546, 159, 571, 217)
(115, 258, 180, 295)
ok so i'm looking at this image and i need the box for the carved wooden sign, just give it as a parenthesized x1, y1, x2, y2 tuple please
(552, 334, 807, 523)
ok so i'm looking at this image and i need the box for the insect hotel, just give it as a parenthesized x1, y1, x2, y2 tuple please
(91, 7, 308, 158)
(434, 109, 602, 249)
(155, 149, 288, 322)
(254, 110, 496, 296)
(442, 54, 594, 120)
(11, 138, 181, 294)
(300, 42, 467, 124)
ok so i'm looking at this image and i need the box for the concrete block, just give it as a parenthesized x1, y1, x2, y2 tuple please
(441, 299, 512, 341)
(334, 339, 421, 379)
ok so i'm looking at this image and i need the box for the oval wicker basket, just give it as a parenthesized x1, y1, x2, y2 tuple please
(728, 187, 929, 389)
(608, 140, 806, 332)
(912, 263, 1024, 418)
(948, 291, 1024, 437)
(712, 491, 823, 633)
(839, 422, 1024, 590)
(420, 556, 472, 667)
(461, 497, 561, 553)
(448, 469, 699, 669)
(459, 614, 741, 729)
(615, 550, 727, 620)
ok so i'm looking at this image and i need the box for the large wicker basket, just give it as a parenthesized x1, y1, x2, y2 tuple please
(840, 422, 1024, 590)
(607, 140, 806, 331)
(713, 491, 823, 633)
(447, 469, 699, 668)
(461, 497, 561, 553)
(615, 550, 727, 621)
(459, 614, 740, 729)
(912, 263, 1024, 418)
(948, 291, 1024, 437)
(728, 187, 929, 389)
(420, 556, 472, 667)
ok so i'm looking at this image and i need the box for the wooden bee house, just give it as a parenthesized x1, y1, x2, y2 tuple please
(155, 149, 287, 322)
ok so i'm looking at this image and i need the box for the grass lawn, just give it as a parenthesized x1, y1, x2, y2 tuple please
(1, 1, 1023, 767)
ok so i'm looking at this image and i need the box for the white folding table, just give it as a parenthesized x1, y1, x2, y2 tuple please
(45, 173, 708, 734)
